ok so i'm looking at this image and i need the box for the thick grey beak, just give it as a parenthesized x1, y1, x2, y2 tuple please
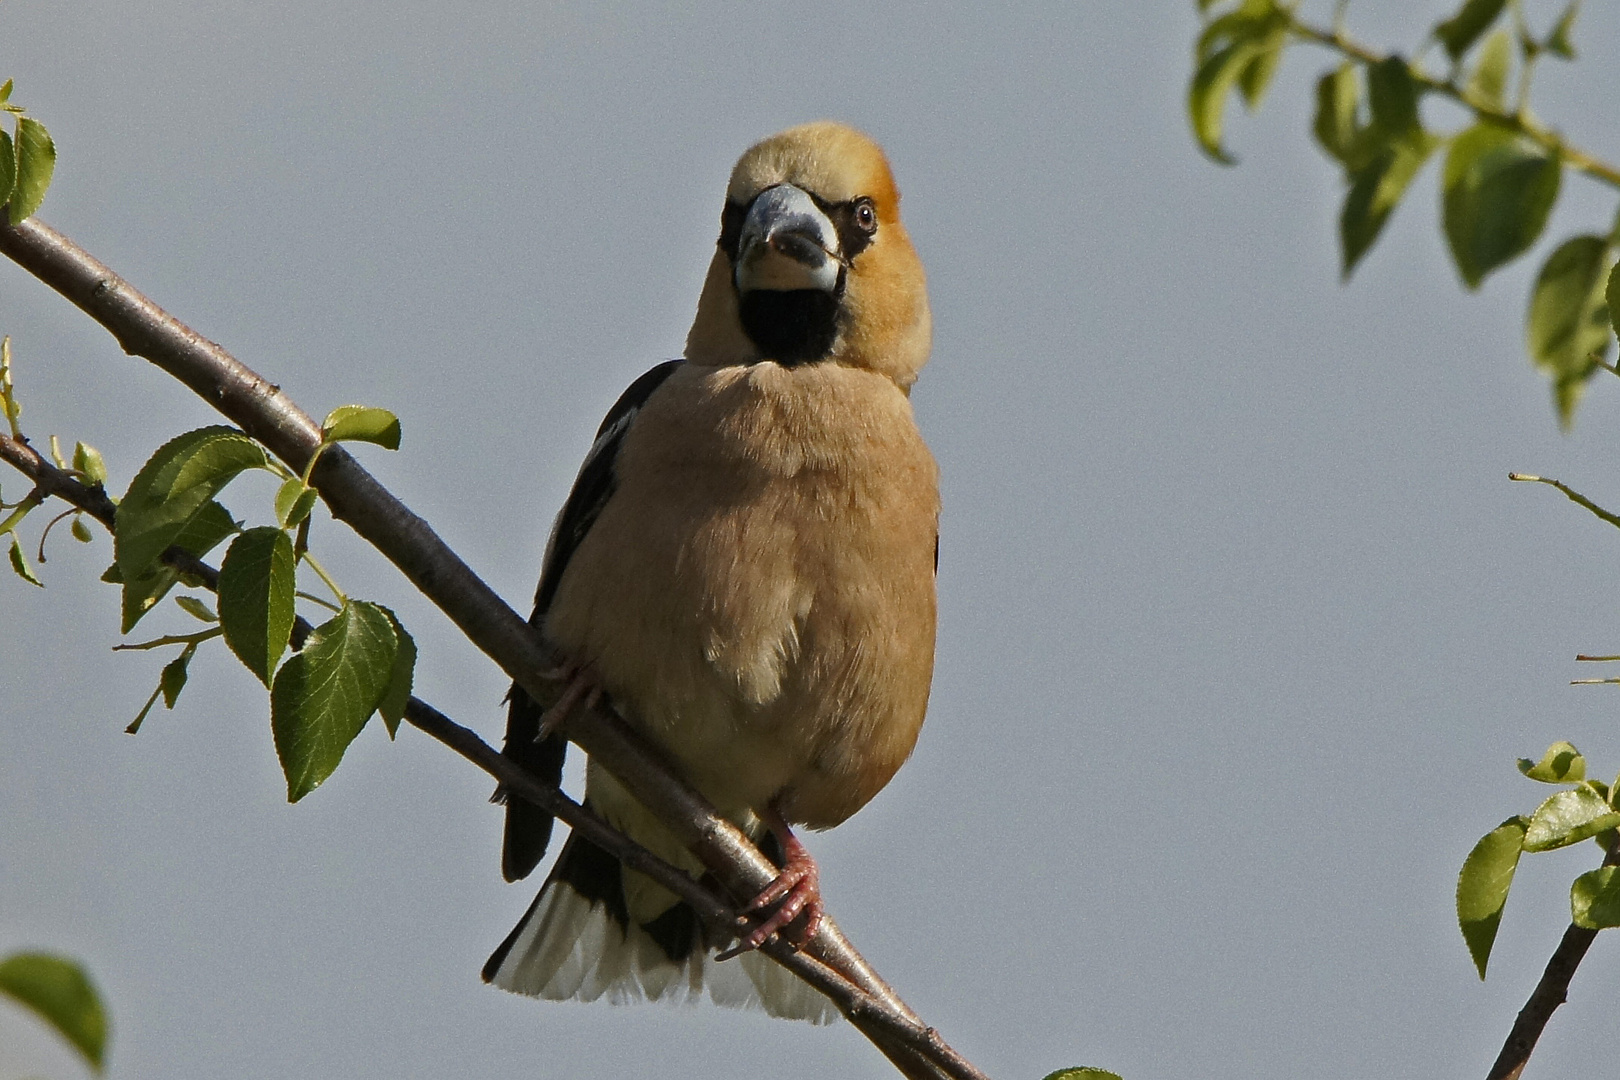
(734, 184, 841, 294)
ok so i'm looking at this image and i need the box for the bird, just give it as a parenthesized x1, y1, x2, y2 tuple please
(483, 120, 938, 1023)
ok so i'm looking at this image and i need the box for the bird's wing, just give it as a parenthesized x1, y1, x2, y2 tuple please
(498, 358, 685, 882)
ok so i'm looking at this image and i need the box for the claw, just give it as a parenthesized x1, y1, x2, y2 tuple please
(716, 801, 824, 960)
(535, 664, 601, 741)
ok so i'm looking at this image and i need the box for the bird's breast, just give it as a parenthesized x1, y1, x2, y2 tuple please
(544, 360, 940, 826)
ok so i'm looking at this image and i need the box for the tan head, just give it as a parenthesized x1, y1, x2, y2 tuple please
(684, 121, 931, 389)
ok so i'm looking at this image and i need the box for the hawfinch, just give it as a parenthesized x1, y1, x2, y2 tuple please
(484, 121, 938, 1023)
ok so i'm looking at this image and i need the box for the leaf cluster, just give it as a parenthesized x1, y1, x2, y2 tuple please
(1188, 0, 1620, 427)
(1456, 742, 1620, 979)
(99, 412, 415, 798)
(2, 350, 416, 803)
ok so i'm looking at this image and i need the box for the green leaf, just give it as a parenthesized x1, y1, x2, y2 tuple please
(70, 516, 93, 543)
(321, 405, 401, 451)
(1571, 865, 1620, 928)
(271, 600, 398, 801)
(0, 79, 12, 105)
(1466, 29, 1513, 111)
(1041, 1070, 1123, 1080)
(174, 594, 217, 622)
(218, 527, 296, 686)
(1608, 262, 1619, 338)
(114, 427, 265, 583)
(1340, 136, 1439, 279)
(274, 477, 318, 528)
(1523, 787, 1620, 852)
(8, 534, 44, 586)
(1366, 57, 1421, 140)
(0, 952, 109, 1071)
(1442, 123, 1561, 290)
(1434, 0, 1509, 61)
(1526, 236, 1613, 428)
(1546, 0, 1582, 59)
(1312, 64, 1362, 164)
(1236, 23, 1286, 110)
(1188, 38, 1265, 164)
(9, 116, 55, 224)
(1457, 816, 1528, 978)
(375, 606, 416, 739)
(0, 126, 14, 209)
(73, 441, 108, 487)
(118, 498, 238, 633)
(1518, 740, 1586, 783)
(160, 645, 195, 709)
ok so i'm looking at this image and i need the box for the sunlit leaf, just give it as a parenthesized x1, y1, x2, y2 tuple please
(1526, 236, 1613, 428)
(1571, 865, 1620, 928)
(174, 595, 217, 622)
(274, 477, 318, 528)
(1517, 740, 1586, 783)
(114, 427, 265, 583)
(271, 600, 397, 801)
(70, 517, 93, 543)
(1189, 7, 1284, 166)
(218, 527, 296, 686)
(1466, 30, 1513, 111)
(1434, 0, 1509, 61)
(1236, 23, 1287, 110)
(1042, 1071, 1123, 1080)
(8, 534, 43, 586)
(73, 441, 108, 487)
(321, 405, 401, 451)
(1312, 64, 1361, 164)
(1456, 816, 1527, 978)
(9, 116, 56, 224)
(1442, 123, 1561, 290)
(0, 952, 108, 1071)
(1608, 262, 1619, 338)
(1523, 787, 1620, 852)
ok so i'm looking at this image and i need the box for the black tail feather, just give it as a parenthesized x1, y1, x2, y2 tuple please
(499, 683, 569, 882)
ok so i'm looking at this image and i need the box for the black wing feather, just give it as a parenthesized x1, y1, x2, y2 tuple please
(499, 359, 685, 882)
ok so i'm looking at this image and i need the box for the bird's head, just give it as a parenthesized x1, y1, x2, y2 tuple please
(685, 121, 931, 389)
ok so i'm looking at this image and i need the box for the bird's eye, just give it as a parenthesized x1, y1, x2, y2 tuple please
(853, 198, 877, 233)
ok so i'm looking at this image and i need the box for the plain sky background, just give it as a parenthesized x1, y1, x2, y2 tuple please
(4, 1, 1620, 1077)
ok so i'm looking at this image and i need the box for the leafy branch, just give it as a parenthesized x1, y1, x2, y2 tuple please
(1190, 0, 1620, 426)
(0, 198, 1014, 1079)
(0, 351, 993, 1080)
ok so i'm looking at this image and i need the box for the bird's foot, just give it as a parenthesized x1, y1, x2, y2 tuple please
(535, 663, 602, 741)
(717, 807, 823, 960)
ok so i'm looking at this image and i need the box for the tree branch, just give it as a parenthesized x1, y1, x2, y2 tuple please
(1485, 839, 1620, 1080)
(0, 219, 988, 1080)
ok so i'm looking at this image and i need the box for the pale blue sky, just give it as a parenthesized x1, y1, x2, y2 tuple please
(4, 2, 1620, 1077)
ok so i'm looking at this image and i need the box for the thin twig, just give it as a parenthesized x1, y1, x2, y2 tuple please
(1485, 839, 1620, 1080)
(0, 217, 989, 1080)
(1508, 473, 1620, 531)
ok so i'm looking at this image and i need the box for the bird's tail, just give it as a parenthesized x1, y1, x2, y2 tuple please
(482, 831, 837, 1023)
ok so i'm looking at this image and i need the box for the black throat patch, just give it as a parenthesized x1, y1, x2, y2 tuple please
(737, 286, 842, 366)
